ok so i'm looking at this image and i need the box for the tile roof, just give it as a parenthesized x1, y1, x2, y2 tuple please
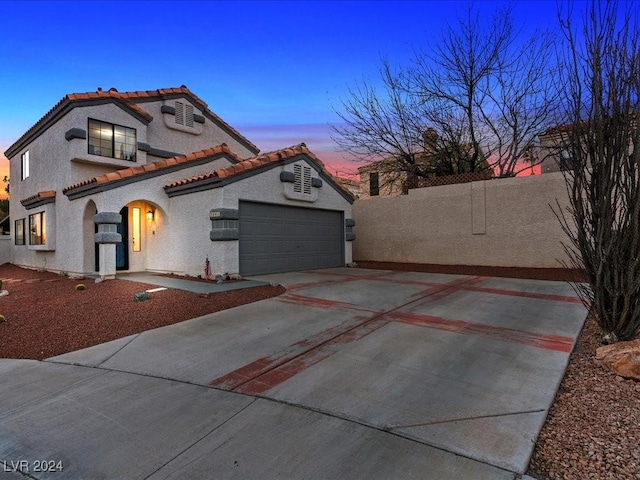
(116, 86, 258, 153)
(165, 143, 355, 201)
(5, 89, 153, 158)
(5, 86, 258, 159)
(63, 144, 239, 196)
(20, 190, 56, 209)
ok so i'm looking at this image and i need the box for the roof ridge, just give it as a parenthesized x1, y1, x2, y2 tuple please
(117, 86, 258, 153)
(4, 90, 153, 158)
(5, 86, 259, 159)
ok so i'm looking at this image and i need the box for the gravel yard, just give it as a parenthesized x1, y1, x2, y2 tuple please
(0, 264, 284, 360)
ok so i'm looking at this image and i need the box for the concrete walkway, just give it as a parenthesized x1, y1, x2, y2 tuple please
(0, 268, 586, 479)
(117, 271, 271, 294)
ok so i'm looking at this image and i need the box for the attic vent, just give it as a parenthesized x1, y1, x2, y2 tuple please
(185, 104, 194, 127)
(175, 101, 184, 125)
(294, 164, 312, 194)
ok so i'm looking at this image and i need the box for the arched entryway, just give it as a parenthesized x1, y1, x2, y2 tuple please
(116, 200, 166, 272)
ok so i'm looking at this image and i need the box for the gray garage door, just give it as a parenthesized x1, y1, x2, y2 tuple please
(239, 201, 344, 275)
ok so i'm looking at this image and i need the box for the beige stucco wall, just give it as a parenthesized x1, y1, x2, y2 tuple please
(353, 172, 571, 268)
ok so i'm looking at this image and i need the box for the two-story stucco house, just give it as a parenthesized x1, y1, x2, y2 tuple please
(4, 86, 355, 278)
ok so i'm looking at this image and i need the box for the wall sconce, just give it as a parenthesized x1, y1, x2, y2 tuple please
(146, 209, 154, 221)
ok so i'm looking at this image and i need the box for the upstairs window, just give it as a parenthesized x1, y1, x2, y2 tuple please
(174, 101, 194, 127)
(88, 119, 137, 161)
(559, 148, 575, 171)
(294, 164, 312, 194)
(21, 150, 29, 180)
(369, 172, 379, 196)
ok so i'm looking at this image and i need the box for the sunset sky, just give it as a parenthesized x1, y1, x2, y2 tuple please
(0, 1, 572, 194)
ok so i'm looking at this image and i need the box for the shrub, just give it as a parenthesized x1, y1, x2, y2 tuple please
(75, 284, 86, 291)
(0, 314, 5, 323)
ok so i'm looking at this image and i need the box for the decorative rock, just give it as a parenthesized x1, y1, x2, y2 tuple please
(229, 274, 243, 281)
(595, 339, 640, 381)
(134, 291, 149, 301)
(0, 290, 8, 297)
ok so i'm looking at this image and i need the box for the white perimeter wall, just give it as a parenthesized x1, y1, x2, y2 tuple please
(352, 172, 572, 268)
(0, 236, 12, 266)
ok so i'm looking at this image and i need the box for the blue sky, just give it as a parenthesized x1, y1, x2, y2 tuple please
(0, 0, 568, 184)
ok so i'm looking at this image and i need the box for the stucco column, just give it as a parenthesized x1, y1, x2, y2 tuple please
(94, 212, 122, 279)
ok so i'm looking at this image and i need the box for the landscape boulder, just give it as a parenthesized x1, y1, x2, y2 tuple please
(595, 339, 640, 381)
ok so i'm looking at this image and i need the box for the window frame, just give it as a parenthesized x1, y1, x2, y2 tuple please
(369, 172, 380, 196)
(14, 219, 25, 245)
(21, 150, 29, 180)
(87, 119, 137, 161)
(28, 211, 46, 246)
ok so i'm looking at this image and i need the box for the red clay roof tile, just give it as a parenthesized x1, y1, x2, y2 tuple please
(163, 142, 354, 201)
(116, 86, 258, 153)
(63, 144, 238, 195)
(20, 190, 56, 206)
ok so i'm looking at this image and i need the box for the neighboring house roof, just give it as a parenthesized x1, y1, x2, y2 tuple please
(63, 144, 240, 200)
(334, 177, 359, 188)
(4, 86, 259, 159)
(165, 143, 355, 203)
(357, 152, 436, 174)
(20, 190, 56, 210)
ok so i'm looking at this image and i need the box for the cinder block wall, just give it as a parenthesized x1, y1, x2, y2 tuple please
(352, 172, 572, 268)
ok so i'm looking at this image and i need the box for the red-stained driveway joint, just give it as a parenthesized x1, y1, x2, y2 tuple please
(388, 311, 574, 353)
(209, 272, 581, 395)
(461, 285, 584, 304)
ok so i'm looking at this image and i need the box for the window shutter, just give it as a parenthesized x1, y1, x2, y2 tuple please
(185, 104, 194, 127)
(294, 164, 302, 193)
(175, 101, 184, 125)
(303, 166, 311, 194)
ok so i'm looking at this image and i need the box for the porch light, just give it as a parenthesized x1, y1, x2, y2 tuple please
(146, 209, 154, 221)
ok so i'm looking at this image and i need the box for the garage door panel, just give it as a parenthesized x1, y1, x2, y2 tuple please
(239, 202, 344, 275)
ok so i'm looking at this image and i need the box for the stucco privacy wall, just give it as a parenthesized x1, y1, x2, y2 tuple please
(352, 172, 572, 268)
(0, 236, 12, 266)
(169, 158, 354, 276)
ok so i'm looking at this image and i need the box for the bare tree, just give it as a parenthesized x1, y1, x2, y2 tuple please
(554, 1, 640, 342)
(332, 4, 559, 179)
(331, 60, 427, 190)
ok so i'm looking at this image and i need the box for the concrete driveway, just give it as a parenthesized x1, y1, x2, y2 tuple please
(0, 268, 586, 479)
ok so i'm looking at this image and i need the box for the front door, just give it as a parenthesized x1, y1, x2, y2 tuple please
(116, 207, 129, 270)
